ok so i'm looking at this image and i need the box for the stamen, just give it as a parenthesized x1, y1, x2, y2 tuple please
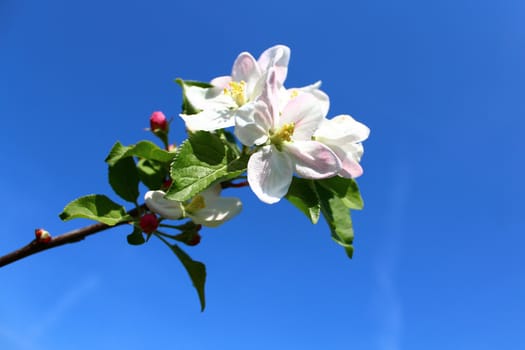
(223, 80, 247, 106)
(185, 195, 206, 213)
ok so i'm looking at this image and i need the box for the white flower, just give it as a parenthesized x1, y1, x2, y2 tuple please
(144, 185, 242, 227)
(235, 69, 341, 204)
(313, 115, 370, 178)
(180, 45, 291, 132)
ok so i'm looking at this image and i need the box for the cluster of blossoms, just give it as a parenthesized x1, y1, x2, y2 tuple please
(179, 45, 368, 204)
(54, 45, 370, 310)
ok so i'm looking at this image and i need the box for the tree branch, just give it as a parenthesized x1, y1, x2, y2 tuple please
(0, 206, 143, 268)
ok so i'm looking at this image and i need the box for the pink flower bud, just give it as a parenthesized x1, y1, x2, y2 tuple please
(149, 111, 169, 132)
(139, 213, 159, 234)
(35, 228, 52, 243)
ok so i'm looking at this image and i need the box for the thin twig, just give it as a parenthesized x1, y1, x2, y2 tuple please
(0, 206, 144, 268)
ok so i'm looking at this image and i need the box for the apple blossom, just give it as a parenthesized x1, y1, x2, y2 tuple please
(144, 185, 242, 227)
(235, 69, 341, 204)
(179, 45, 290, 132)
(313, 115, 370, 178)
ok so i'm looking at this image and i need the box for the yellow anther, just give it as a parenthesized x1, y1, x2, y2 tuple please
(290, 90, 299, 99)
(278, 123, 295, 142)
(223, 80, 247, 106)
(185, 195, 206, 214)
(270, 122, 295, 148)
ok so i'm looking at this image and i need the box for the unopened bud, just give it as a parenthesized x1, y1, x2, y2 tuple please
(149, 111, 169, 132)
(161, 179, 173, 190)
(35, 228, 52, 243)
(186, 232, 201, 246)
(139, 213, 159, 234)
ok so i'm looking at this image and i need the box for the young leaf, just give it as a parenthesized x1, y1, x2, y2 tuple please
(127, 226, 146, 245)
(137, 158, 166, 190)
(175, 78, 214, 115)
(108, 157, 140, 203)
(285, 177, 321, 224)
(167, 131, 248, 201)
(317, 176, 364, 210)
(105, 141, 174, 167)
(158, 236, 207, 311)
(315, 184, 355, 259)
(59, 194, 128, 226)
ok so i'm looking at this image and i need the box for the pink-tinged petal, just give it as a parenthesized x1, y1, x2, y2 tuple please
(144, 190, 184, 220)
(259, 68, 280, 123)
(234, 101, 271, 146)
(180, 108, 236, 132)
(281, 92, 325, 140)
(210, 75, 232, 89)
(330, 143, 365, 178)
(190, 197, 242, 227)
(284, 141, 341, 179)
(231, 52, 262, 93)
(247, 145, 293, 204)
(257, 45, 291, 85)
(339, 158, 364, 178)
(315, 115, 370, 143)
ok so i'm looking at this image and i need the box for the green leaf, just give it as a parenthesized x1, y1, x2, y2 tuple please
(59, 194, 128, 226)
(167, 131, 248, 201)
(285, 177, 320, 224)
(127, 226, 145, 245)
(105, 141, 174, 167)
(175, 78, 214, 115)
(315, 184, 354, 258)
(317, 176, 364, 210)
(108, 157, 140, 203)
(137, 159, 167, 190)
(161, 239, 207, 311)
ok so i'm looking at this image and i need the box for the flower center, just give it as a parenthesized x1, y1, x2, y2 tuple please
(185, 195, 206, 214)
(270, 122, 295, 150)
(223, 80, 247, 106)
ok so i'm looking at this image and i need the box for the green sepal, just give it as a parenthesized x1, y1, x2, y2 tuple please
(158, 236, 207, 311)
(108, 156, 140, 203)
(137, 158, 167, 190)
(285, 177, 321, 224)
(59, 194, 128, 226)
(175, 78, 214, 115)
(317, 176, 364, 210)
(166, 131, 248, 201)
(105, 141, 174, 167)
(315, 184, 355, 258)
(127, 226, 146, 245)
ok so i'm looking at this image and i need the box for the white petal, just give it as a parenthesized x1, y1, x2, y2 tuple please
(144, 190, 184, 220)
(234, 101, 271, 146)
(315, 115, 370, 144)
(180, 108, 236, 132)
(297, 81, 330, 118)
(280, 92, 325, 140)
(257, 45, 291, 85)
(284, 141, 341, 179)
(247, 145, 293, 204)
(183, 85, 234, 111)
(210, 75, 232, 89)
(190, 196, 242, 227)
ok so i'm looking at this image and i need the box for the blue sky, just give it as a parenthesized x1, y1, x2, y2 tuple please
(1, 0, 524, 349)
